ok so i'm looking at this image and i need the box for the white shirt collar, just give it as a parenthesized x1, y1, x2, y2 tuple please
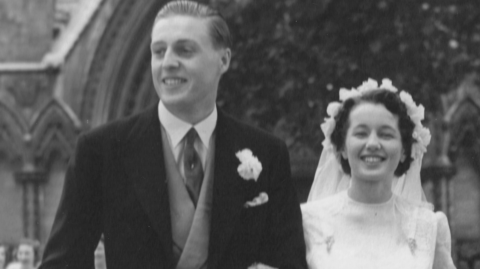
(158, 101, 217, 149)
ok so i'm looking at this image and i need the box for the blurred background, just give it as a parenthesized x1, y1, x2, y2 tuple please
(0, 0, 479, 268)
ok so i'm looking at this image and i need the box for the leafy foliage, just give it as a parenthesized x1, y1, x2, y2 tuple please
(212, 0, 480, 159)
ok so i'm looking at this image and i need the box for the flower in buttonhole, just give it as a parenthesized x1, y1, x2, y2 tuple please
(236, 149, 262, 181)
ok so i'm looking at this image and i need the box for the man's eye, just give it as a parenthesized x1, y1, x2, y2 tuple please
(178, 47, 193, 55)
(153, 49, 166, 57)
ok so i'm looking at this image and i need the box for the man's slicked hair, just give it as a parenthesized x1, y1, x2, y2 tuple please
(153, 0, 232, 49)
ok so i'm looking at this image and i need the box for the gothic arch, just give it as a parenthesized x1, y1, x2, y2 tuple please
(30, 98, 82, 168)
(81, 0, 197, 128)
(445, 75, 480, 166)
(0, 102, 28, 161)
(447, 99, 480, 170)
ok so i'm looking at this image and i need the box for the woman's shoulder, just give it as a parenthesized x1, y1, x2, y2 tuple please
(301, 193, 343, 245)
(301, 191, 346, 217)
(393, 194, 451, 250)
(394, 194, 435, 217)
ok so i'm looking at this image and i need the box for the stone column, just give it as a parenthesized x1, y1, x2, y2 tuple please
(15, 168, 46, 240)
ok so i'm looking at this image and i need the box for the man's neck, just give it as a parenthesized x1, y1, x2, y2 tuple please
(164, 103, 215, 125)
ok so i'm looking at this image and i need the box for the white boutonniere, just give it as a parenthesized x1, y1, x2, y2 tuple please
(236, 149, 262, 181)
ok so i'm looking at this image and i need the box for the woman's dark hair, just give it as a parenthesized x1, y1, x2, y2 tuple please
(330, 89, 416, 177)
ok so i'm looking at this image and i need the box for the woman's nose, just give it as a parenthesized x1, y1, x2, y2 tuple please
(366, 133, 381, 150)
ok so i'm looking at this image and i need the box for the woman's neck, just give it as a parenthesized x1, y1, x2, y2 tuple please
(348, 178, 393, 204)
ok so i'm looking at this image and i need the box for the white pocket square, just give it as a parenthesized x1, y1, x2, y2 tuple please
(244, 192, 268, 208)
(248, 262, 277, 269)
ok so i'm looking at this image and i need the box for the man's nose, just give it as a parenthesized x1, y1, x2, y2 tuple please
(162, 49, 179, 69)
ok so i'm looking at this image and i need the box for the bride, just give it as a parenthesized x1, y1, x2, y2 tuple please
(302, 79, 456, 269)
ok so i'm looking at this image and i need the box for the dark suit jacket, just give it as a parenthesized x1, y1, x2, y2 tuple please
(39, 106, 307, 269)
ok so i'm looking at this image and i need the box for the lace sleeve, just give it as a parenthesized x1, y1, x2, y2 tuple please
(433, 212, 456, 269)
(301, 204, 320, 255)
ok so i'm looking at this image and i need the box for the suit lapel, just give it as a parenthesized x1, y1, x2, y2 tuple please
(121, 107, 173, 263)
(208, 111, 245, 269)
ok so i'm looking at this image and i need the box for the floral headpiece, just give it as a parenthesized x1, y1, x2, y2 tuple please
(321, 78, 431, 159)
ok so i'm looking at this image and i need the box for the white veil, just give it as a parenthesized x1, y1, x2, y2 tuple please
(307, 79, 432, 209)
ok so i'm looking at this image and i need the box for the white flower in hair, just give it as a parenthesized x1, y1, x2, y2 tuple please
(321, 102, 342, 147)
(326, 102, 342, 117)
(379, 78, 398, 93)
(412, 126, 431, 159)
(357, 78, 379, 93)
(399, 91, 425, 124)
(339, 88, 360, 101)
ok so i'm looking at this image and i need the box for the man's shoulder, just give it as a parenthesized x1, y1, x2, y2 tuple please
(81, 106, 156, 142)
(220, 111, 285, 147)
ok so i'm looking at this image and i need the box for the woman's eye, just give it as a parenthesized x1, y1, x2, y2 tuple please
(354, 132, 367, 137)
(380, 133, 394, 139)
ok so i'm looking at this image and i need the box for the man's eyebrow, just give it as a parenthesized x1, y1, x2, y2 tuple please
(150, 41, 165, 48)
(151, 38, 197, 45)
(175, 39, 198, 46)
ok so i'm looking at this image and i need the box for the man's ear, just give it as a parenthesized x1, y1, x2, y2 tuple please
(219, 48, 231, 74)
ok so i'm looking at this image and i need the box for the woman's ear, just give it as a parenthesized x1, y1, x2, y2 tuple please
(400, 149, 406, 163)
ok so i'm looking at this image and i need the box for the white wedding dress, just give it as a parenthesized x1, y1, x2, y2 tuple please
(301, 190, 456, 269)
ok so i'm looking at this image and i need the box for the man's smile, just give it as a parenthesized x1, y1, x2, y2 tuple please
(162, 77, 187, 85)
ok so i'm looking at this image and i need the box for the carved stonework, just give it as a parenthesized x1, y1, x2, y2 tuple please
(5, 74, 46, 107)
(0, 70, 57, 126)
(0, 102, 28, 161)
(445, 74, 480, 168)
(30, 99, 82, 167)
(80, 0, 140, 125)
(81, 0, 168, 127)
(0, 62, 82, 240)
(15, 171, 47, 240)
(442, 74, 480, 268)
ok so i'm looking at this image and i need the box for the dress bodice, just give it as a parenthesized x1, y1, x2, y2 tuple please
(301, 191, 456, 269)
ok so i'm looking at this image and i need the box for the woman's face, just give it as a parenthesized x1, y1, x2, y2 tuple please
(17, 244, 34, 265)
(341, 102, 405, 184)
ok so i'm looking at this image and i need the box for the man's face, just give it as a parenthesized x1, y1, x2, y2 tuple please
(151, 15, 230, 118)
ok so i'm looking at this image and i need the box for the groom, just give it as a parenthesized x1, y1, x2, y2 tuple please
(39, 1, 307, 269)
